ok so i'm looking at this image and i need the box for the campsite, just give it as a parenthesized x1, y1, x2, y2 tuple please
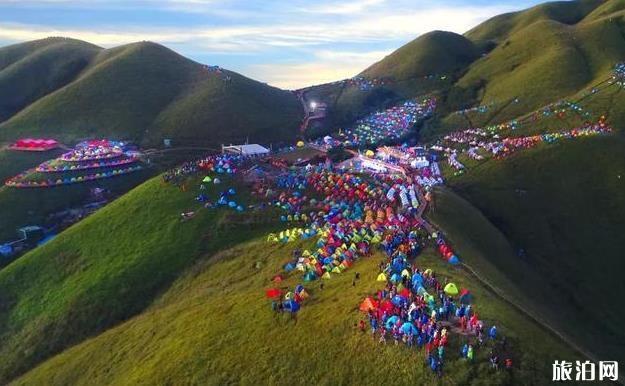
(0, 0, 624, 384)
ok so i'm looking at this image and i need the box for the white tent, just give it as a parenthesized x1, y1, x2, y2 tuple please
(222, 144, 270, 156)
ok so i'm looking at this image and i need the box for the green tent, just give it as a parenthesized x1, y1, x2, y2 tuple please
(203, 176, 212, 183)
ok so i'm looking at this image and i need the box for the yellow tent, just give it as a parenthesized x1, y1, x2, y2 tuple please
(332, 266, 342, 274)
(444, 283, 459, 296)
(297, 140, 305, 148)
(376, 273, 387, 282)
(365, 149, 375, 157)
(322, 272, 332, 279)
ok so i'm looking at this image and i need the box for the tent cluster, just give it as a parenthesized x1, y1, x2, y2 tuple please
(334, 98, 437, 147)
(453, 98, 519, 116)
(163, 153, 244, 185)
(5, 165, 143, 188)
(60, 145, 123, 162)
(612, 62, 625, 87)
(9, 138, 58, 151)
(5, 140, 143, 189)
(268, 283, 309, 315)
(36, 156, 137, 172)
(362, 256, 496, 377)
(437, 118, 612, 175)
(257, 166, 461, 314)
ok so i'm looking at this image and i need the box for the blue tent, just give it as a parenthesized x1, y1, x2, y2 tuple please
(385, 315, 400, 329)
(303, 271, 317, 282)
(401, 322, 418, 335)
(448, 255, 460, 265)
(284, 262, 296, 272)
(392, 295, 405, 307)
(412, 273, 423, 286)
(390, 273, 401, 283)
(283, 300, 300, 313)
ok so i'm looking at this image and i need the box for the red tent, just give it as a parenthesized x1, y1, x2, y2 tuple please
(11, 138, 58, 151)
(265, 288, 282, 298)
(272, 275, 283, 283)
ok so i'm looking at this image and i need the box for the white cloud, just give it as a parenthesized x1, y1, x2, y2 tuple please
(0, 2, 524, 87)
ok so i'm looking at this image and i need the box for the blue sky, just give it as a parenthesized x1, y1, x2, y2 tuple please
(0, 0, 544, 88)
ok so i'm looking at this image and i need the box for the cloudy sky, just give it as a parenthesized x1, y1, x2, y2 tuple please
(0, 0, 543, 89)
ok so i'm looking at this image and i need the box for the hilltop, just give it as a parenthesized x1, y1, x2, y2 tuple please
(0, 39, 303, 147)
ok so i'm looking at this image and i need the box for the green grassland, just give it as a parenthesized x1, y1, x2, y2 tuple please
(0, 173, 283, 383)
(8, 227, 577, 385)
(432, 135, 625, 364)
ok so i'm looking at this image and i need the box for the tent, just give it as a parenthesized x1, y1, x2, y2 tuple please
(359, 297, 379, 312)
(376, 272, 387, 282)
(297, 141, 305, 148)
(202, 176, 212, 183)
(401, 322, 418, 335)
(304, 271, 317, 281)
(385, 315, 400, 329)
(265, 288, 282, 298)
(272, 275, 283, 283)
(444, 282, 459, 296)
(459, 289, 472, 304)
(283, 299, 300, 313)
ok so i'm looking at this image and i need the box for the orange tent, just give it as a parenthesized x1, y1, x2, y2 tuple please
(359, 297, 379, 313)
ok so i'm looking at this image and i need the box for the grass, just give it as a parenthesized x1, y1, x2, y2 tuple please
(0, 38, 100, 122)
(0, 41, 302, 147)
(362, 31, 479, 82)
(0, 147, 64, 182)
(434, 135, 625, 364)
(11, 241, 576, 385)
(0, 172, 285, 383)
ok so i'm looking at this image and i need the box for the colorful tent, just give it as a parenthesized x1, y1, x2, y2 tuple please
(265, 288, 282, 298)
(444, 282, 459, 296)
(359, 297, 379, 312)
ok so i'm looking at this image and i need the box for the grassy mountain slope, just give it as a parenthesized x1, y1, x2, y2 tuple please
(0, 38, 101, 122)
(0, 41, 302, 147)
(0, 174, 277, 383)
(436, 136, 625, 364)
(362, 31, 479, 81)
(465, 0, 605, 44)
(0, 180, 575, 384)
(0, 168, 154, 241)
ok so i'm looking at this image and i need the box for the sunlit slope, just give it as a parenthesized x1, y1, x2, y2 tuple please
(0, 175, 273, 383)
(13, 242, 576, 385)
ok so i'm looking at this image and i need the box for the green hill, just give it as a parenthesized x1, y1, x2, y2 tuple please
(0, 40, 303, 147)
(0, 172, 577, 385)
(465, 0, 605, 44)
(0, 38, 100, 122)
(362, 31, 479, 81)
(434, 136, 625, 364)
